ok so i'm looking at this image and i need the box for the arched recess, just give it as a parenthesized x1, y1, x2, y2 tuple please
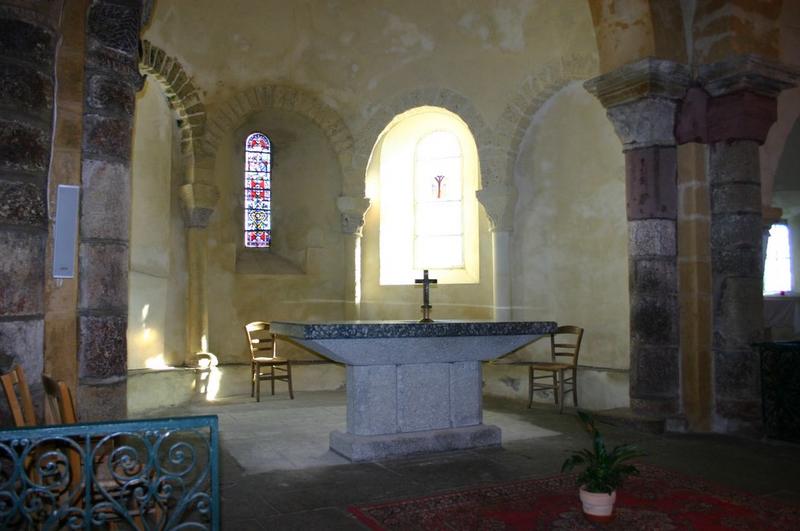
(138, 40, 205, 160)
(494, 53, 599, 183)
(201, 85, 353, 175)
(351, 88, 492, 193)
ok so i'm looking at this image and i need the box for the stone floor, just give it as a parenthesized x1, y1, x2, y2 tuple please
(153, 391, 800, 530)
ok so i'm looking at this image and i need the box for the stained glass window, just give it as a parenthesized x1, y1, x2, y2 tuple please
(244, 132, 271, 248)
(413, 131, 464, 269)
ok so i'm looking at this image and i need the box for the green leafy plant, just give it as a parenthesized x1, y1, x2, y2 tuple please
(561, 410, 645, 494)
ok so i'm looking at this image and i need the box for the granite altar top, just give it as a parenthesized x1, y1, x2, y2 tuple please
(269, 320, 557, 340)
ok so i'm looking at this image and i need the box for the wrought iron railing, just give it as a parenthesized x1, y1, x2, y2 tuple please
(0, 415, 219, 530)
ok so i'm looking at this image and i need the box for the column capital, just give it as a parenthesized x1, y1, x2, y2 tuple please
(698, 54, 800, 98)
(179, 183, 220, 228)
(584, 58, 691, 109)
(476, 183, 517, 232)
(585, 59, 691, 151)
(337, 196, 371, 236)
(696, 55, 800, 144)
(762, 205, 783, 228)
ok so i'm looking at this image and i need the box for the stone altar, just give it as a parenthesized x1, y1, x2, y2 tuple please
(270, 320, 556, 461)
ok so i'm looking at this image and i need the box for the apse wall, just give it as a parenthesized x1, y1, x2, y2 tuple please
(128, 78, 188, 370)
(205, 109, 347, 366)
(484, 83, 630, 410)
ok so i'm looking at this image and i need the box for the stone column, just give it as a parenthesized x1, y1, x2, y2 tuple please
(586, 59, 690, 416)
(180, 182, 219, 364)
(77, 0, 144, 421)
(337, 196, 371, 320)
(0, 3, 58, 416)
(477, 183, 517, 321)
(697, 55, 798, 434)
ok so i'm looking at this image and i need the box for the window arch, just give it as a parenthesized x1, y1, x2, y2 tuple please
(244, 132, 271, 248)
(372, 106, 479, 285)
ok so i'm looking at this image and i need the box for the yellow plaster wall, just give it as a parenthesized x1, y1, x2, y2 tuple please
(128, 78, 187, 369)
(498, 83, 630, 408)
(142, 0, 598, 128)
(141, 0, 602, 358)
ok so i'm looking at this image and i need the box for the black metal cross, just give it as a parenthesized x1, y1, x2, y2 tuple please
(415, 269, 438, 322)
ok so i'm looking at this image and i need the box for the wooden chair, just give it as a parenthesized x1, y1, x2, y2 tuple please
(1, 365, 37, 426)
(42, 374, 78, 425)
(245, 321, 293, 402)
(528, 325, 584, 413)
(41, 374, 159, 527)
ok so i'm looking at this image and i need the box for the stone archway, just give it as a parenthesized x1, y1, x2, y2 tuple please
(351, 88, 492, 193)
(493, 54, 598, 184)
(201, 85, 353, 172)
(183, 84, 356, 356)
(138, 40, 205, 160)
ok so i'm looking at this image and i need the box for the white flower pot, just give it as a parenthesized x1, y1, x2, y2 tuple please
(579, 487, 616, 523)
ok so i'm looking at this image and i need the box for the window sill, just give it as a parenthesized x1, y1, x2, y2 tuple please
(235, 248, 305, 276)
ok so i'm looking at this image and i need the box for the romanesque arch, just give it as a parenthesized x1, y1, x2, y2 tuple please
(201, 85, 354, 173)
(494, 53, 598, 182)
(138, 40, 205, 158)
(350, 88, 492, 193)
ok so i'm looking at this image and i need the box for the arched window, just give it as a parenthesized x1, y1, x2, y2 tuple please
(373, 106, 479, 285)
(244, 132, 271, 248)
(414, 131, 464, 269)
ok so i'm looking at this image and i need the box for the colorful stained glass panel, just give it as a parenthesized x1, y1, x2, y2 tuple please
(244, 132, 271, 248)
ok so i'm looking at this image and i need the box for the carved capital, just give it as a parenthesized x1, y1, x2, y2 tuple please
(180, 183, 220, 228)
(698, 54, 800, 98)
(695, 55, 800, 144)
(584, 58, 690, 109)
(585, 59, 690, 150)
(336, 196, 371, 236)
(606, 98, 681, 150)
(476, 183, 517, 232)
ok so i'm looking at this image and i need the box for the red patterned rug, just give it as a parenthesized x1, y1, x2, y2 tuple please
(348, 465, 800, 530)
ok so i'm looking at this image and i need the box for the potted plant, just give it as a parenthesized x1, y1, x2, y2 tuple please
(561, 410, 644, 523)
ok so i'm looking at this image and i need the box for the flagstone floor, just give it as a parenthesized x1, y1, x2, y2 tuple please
(152, 391, 800, 530)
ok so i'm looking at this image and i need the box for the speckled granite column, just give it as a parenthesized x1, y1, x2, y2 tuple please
(698, 56, 799, 434)
(0, 2, 60, 421)
(586, 59, 690, 417)
(77, 0, 144, 420)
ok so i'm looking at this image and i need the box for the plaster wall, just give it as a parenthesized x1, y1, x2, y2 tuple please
(142, 0, 598, 131)
(500, 82, 630, 409)
(128, 79, 187, 369)
(206, 109, 346, 364)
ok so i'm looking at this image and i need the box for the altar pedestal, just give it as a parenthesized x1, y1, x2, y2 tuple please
(270, 321, 556, 461)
